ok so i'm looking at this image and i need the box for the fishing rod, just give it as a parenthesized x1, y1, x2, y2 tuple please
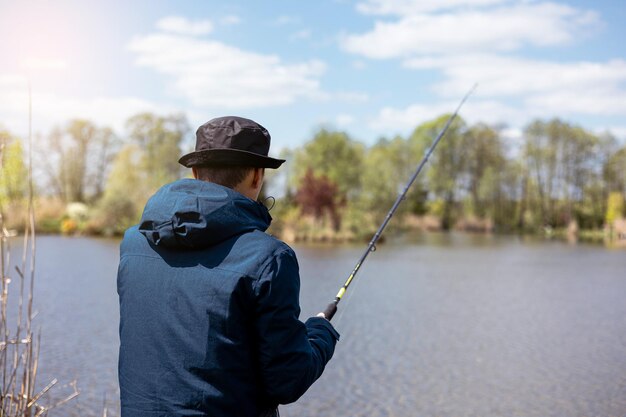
(322, 84, 477, 321)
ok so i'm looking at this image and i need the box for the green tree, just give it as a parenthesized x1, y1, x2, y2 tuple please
(94, 144, 146, 234)
(360, 136, 427, 218)
(291, 128, 364, 201)
(92, 126, 118, 199)
(498, 159, 526, 230)
(126, 113, 189, 191)
(463, 124, 508, 220)
(0, 129, 28, 205)
(604, 144, 626, 195)
(409, 115, 467, 229)
(522, 119, 603, 228)
(41, 120, 118, 203)
(605, 192, 624, 227)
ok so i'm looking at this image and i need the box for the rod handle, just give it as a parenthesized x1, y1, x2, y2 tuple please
(322, 300, 338, 321)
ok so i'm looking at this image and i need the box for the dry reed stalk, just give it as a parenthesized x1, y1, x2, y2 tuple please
(0, 80, 79, 416)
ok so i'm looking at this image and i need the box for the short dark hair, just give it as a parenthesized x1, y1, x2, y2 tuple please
(194, 166, 255, 189)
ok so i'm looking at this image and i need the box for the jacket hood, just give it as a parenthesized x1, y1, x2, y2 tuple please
(139, 178, 272, 249)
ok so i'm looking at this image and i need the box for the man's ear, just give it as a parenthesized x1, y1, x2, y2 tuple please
(251, 168, 263, 189)
(192, 167, 198, 179)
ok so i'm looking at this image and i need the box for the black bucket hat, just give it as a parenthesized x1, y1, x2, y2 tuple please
(178, 116, 285, 169)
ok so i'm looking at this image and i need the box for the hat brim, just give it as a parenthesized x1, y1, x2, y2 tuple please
(178, 148, 285, 169)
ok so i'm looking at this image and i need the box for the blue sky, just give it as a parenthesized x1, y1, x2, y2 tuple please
(1, 0, 625, 154)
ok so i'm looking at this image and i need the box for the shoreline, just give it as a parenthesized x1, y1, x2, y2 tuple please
(12, 227, 625, 248)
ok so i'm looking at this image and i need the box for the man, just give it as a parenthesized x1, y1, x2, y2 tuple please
(117, 116, 340, 417)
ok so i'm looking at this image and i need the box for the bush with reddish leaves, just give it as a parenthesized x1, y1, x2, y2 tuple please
(295, 169, 342, 231)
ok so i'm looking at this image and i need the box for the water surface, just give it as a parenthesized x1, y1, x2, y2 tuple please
(7, 234, 626, 416)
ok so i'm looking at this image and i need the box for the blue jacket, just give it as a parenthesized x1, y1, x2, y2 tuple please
(118, 179, 339, 417)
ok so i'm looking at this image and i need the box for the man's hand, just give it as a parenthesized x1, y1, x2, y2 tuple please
(317, 301, 338, 321)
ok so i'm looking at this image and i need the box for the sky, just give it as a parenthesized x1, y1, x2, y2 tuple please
(1, 0, 625, 154)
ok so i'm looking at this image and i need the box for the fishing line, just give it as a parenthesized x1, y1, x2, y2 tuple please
(332, 252, 369, 327)
(333, 234, 382, 326)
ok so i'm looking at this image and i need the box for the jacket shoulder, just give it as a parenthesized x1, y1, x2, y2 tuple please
(120, 225, 144, 255)
(119, 225, 296, 281)
(120, 225, 164, 256)
(248, 230, 294, 255)
(227, 230, 298, 279)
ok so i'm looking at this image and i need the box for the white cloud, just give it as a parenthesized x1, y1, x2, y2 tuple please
(404, 54, 626, 117)
(356, 0, 508, 15)
(611, 127, 626, 140)
(592, 126, 626, 140)
(406, 55, 626, 96)
(128, 30, 327, 108)
(500, 126, 523, 141)
(0, 73, 27, 87)
(155, 16, 213, 36)
(604, 127, 626, 141)
(369, 99, 524, 133)
(19, 58, 68, 71)
(342, 2, 599, 58)
(346, 0, 621, 138)
(352, 60, 367, 70)
(370, 53, 626, 134)
(221, 15, 242, 26)
(332, 91, 370, 103)
(527, 90, 626, 117)
(273, 15, 300, 26)
(290, 29, 312, 41)
(336, 114, 355, 127)
(0, 73, 172, 135)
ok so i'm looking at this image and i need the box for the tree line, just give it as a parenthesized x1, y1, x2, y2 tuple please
(277, 116, 626, 240)
(1, 113, 625, 239)
(0, 113, 188, 234)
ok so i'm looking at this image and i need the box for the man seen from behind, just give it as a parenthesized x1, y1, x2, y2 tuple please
(117, 116, 340, 417)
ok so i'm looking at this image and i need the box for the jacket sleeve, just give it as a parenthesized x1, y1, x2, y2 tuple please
(252, 248, 340, 405)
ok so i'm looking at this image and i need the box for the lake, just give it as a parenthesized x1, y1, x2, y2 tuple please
(5, 234, 626, 416)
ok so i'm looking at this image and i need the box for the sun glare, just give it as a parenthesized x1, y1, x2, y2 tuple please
(5, 2, 78, 75)
(19, 58, 68, 72)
